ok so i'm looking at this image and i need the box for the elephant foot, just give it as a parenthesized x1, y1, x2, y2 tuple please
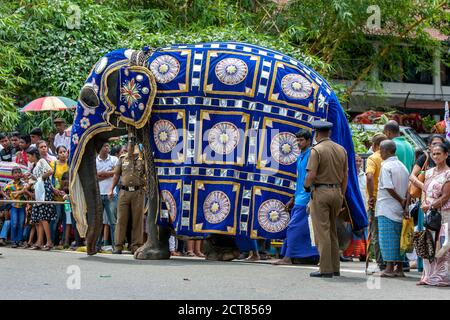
(86, 241, 97, 256)
(134, 243, 170, 260)
(204, 236, 240, 261)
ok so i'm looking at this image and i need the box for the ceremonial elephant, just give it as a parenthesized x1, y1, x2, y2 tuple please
(69, 42, 367, 259)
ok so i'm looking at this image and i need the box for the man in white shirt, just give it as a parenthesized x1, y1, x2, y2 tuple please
(96, 142, 119, 250)
(375, 140, 410, 278)
(53, 118, 71, 151)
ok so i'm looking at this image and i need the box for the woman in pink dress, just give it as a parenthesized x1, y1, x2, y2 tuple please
(420, 143, 450, 286)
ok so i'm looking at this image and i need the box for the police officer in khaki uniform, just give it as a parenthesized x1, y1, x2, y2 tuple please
(109, 139, 146, 254)
(304, 120, 348, 278)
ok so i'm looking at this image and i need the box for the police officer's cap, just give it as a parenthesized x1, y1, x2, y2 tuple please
(311, 120, 333, 132)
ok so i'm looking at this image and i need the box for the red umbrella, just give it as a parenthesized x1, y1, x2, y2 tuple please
(20, 96, 77, 112)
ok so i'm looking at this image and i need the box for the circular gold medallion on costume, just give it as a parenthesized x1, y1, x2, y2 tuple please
(203, 191, 231, 224)
(258, 199, 290, 233)
(161, 190, 177, 223)
(270, 132, 300, 166)
(208, 122, 240, 155)
(153, 120, 178, 153)
(149, 55, 180, 84)
(215, 58, 248, 85)
(281, 73, 312, 99)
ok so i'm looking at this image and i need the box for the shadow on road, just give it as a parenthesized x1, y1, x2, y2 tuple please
(79, 255, 239, 267)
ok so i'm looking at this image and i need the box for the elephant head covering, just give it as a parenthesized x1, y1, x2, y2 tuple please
(69, 42, 368, 238)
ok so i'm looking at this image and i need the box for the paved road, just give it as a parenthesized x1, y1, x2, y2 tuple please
(1, 247, 448, 300)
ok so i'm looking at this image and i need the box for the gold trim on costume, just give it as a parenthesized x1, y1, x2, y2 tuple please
(250, 186, 292, 239)
(192, 180, 240, 235)
(268, 61, 319, 112)
(203, 51, 260, 97)
(196, 110, 250, 166)
(152, 109, 187, 163)
(257, 117, 310, 178)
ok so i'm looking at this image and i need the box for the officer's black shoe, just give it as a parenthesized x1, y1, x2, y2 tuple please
(310, 271, 333, 278)
(112, 249, 122, 254)
(333, 272, 340, 276)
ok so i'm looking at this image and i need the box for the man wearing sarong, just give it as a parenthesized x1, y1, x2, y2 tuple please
(375, 140, 410, 277)
(274, 129, 319, 265)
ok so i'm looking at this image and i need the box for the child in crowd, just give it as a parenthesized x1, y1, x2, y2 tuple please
(15, 135, 32, 169)
(59, 171, 84, 249)
(59, 172, 73, 249)
(3, 167, 32, 247)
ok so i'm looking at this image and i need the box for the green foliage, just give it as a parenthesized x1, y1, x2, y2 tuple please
(422, 115, 437, 132)
(350, 123, 374, 154)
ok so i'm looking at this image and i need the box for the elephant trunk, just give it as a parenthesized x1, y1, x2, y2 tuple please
(137, 123, 160, 246)
(78, 138, 103, 255)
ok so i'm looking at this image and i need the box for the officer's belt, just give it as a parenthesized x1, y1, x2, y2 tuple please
(121, 185, 142, 192)
(314, 183, 340, 189)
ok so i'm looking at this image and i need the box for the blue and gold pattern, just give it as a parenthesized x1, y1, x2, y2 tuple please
(70, 42, 368, 240)
(150, 54, 180, 84)
(158, 180, 182, 229)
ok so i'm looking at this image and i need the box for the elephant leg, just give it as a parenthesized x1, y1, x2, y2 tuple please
(134, 123, 170, 260)
(134, 189, 171, 260)
(78, 138, 104, 255)
(204, 235, 240, 261)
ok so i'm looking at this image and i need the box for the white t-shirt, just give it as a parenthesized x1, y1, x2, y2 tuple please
(375, 156, 410, 223)
(96, 155, 118, 195)
(358, 170, 367, 205)
(54, 132, 71, 151)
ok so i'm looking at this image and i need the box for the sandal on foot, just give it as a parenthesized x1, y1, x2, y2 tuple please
(29, 245, 42, 250)
(377, 272, 396, 278)
(186, 251, 196, 257)
(42, 245, 53, 251)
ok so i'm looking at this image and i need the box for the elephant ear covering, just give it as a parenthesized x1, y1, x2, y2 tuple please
(149, 42, 368, 240)
(68, 48, 156, 237)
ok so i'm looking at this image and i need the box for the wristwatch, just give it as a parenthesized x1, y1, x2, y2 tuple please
(304, 185, 311, 193)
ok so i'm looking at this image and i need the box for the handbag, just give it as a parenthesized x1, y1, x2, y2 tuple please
(409, 153, 428, 199)
(413, 229, 435, 262)
(34, 177, 45, 202)
(409, 201, 420, 226)
(424, 208, 442, 232)
(400, 217, 415, 255)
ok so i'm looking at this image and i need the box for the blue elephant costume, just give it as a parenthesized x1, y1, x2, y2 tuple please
(69, 42, 368, 245)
